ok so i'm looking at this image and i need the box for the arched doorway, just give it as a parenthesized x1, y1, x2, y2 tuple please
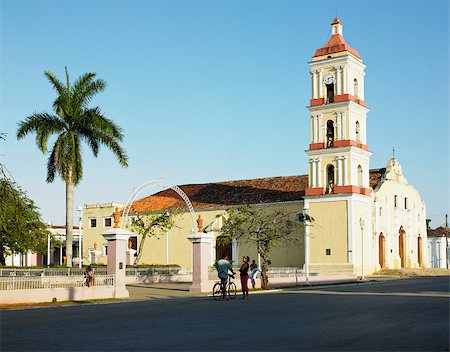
(378, 233, 385, 268)
(399, 226, 406, 268)
(418, 235, 423, 267)
(215, 235, 232, 261)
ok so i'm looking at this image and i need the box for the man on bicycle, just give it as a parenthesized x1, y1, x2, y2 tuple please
(214, 254, 235, 298)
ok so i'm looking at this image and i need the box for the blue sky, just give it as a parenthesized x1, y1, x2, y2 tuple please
(1, 0, 448, 227)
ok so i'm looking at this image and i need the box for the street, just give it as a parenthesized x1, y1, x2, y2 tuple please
(1, 276, 449, 351)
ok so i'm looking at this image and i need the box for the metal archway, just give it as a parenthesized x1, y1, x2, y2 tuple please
(121, 179, 197, 232)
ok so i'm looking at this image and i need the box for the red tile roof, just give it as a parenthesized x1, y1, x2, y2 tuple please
(332, 18, 341, 25)
(130, 169, 386, 213)
(313, 34, 360, 59)
(427, 227, 450, 238)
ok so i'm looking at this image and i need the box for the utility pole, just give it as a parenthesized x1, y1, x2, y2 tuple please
(446, 214, 449, 270)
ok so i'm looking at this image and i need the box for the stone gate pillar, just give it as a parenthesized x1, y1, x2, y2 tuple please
(102, 228, 133, 298)
(188, 231, 213, 293)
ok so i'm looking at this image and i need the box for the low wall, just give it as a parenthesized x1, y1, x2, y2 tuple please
(126, 274, 192, 284)
(0, 286, 129, 305)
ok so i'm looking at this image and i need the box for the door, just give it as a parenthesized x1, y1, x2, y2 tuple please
(378, 233, 385, 268)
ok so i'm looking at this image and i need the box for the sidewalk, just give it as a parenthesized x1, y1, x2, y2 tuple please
(125, 275, 360, 301)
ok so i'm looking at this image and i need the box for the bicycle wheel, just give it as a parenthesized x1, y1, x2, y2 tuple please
(213, 283, 222, 301)
(228, 282, 237, 299)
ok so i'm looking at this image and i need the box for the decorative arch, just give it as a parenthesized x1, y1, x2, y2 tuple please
(354, 78, 359, 98)
(120, 179, 197, 232)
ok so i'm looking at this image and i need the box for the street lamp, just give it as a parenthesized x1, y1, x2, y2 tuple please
(77, 205, 83, 269)
(301, 205, 310, 285)
(359, 217, 365, 280)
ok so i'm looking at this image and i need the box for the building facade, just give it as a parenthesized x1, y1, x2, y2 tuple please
(81, 18, 428, 274)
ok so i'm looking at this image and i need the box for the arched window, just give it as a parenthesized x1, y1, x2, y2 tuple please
(326, 164, 335, 194)
(357, 165, 363, 188)
(326, 120, 334, 147)
(326, 83, 334, 103)
(354, 78, 359, 98)
(355, 121, 360, 141)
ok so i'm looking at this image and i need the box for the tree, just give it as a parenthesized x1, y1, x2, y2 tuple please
(0, 177, 50, 266)
(129, 210, 178, 265)
(17, 68, 128, 267)
(218, 204, 305, 289)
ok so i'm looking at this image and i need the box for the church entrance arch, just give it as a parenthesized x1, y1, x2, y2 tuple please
(378, 233, 385, 268)
(120, 180, 197, 232)
(398, 226, 406, 268)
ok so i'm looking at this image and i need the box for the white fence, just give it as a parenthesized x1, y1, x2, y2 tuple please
(0, 267, 183, 277)
(0, 275, 114, 291)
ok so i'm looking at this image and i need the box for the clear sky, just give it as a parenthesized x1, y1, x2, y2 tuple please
(1, 0, 448, 227)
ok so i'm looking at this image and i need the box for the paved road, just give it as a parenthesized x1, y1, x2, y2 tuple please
(2, 277, 449, 351)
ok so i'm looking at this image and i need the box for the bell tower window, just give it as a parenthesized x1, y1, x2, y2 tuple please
(326, 83, 334, 103)
(326, 120, 334, 147)
(357, 165, 363, 188)
(356, 121, 360, 141)
(354, 78, 359, 98)
(326, 164, 335, 194)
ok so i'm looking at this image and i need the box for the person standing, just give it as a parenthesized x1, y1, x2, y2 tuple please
(239, 256, 250, 299)
(250, 259, 258, 289)
(84, 265, 94, 287)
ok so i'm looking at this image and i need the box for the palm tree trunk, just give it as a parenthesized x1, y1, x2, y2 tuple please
(65, 171, 74, 267)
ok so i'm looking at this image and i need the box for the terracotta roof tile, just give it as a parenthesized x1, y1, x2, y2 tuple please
(313, 34, 360, 59)
(427, 227, 450, 238)
(130, 169, 385, 213)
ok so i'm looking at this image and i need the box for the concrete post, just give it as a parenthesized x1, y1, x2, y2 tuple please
(188, 232, 213, 293)
(102, 228, 133, 298)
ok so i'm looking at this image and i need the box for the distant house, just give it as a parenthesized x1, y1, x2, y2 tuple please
(427, 226, 449, 269)
(4, 225, 81, 267)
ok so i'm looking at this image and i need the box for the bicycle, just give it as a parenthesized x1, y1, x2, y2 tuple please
(213, 274, 236, 301)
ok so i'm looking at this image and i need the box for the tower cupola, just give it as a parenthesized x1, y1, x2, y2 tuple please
(331, 17, 343, 35)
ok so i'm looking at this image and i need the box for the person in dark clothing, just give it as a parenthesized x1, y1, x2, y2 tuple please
(239, 256, 250, 299)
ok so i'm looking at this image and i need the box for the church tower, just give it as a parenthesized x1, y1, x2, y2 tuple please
(304, 19, 372, 276)
(306, 18, 371, 196)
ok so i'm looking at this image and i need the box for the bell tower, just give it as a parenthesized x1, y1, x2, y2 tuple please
(305, 18, 372, 196)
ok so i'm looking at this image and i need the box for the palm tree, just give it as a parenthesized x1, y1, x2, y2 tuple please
(17, 67, 128, 267)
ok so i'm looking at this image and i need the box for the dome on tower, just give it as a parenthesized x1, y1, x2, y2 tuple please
(313, 18, 361, 59)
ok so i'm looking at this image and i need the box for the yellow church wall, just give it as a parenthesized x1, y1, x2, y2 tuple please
(82, 202, 306, 270)
(308, 200, 348, 263)
(235, 202, 305, 267)
(351, 198, 372, 275)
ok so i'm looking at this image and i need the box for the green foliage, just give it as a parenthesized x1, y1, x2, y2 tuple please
(0, 178, 51, 265)
(128, 210, 180, 265)
(219, 204, 304, 289)
(16, 67, 128, 185)
(16, 67, 129, 267)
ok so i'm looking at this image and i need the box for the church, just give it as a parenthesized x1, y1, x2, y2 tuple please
(82, 18, 428, 275)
